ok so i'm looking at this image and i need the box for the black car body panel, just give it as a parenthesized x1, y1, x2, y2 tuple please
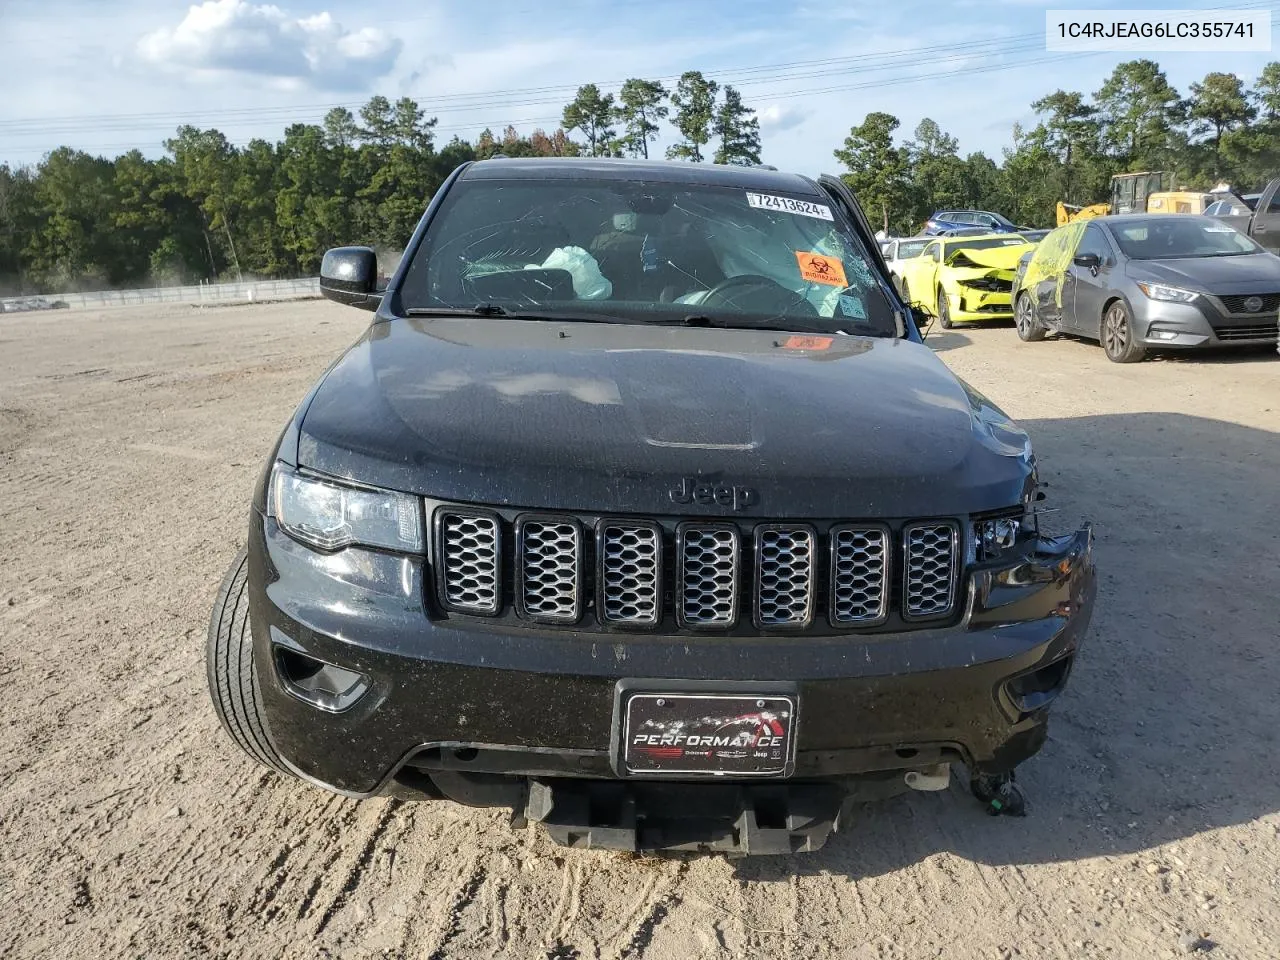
(296, 319, 1035, 518)
(218, 157, 1097, 853)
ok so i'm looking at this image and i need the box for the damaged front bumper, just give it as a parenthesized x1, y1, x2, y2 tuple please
(247, 515, 1096, 853)
(948, 274, 1016, 321)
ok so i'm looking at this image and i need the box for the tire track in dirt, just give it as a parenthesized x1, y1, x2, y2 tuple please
(312, 799, 403, 935)
(424, 860, 487, 960)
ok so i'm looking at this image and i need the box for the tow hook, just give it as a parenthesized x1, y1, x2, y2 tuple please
(904, 763, 951, 791)
(970, 770, 1027, 817)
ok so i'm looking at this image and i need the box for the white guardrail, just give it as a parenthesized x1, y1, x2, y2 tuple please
(1, 277, 321, 312)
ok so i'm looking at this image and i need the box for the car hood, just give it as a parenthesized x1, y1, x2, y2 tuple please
(295, 317, 1035, 518)
(945, 245, 1036, 271)
(1126, 252, 1280, 293)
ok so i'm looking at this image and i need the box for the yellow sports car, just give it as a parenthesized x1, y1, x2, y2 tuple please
(898, 233, 1039, 328)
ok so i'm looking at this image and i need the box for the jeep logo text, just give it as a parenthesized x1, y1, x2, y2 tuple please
(668, 477, 759, 511)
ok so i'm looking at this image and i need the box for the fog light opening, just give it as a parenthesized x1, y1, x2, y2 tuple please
(274, 646, 370, 713)
(1005, 656, 1073, 716)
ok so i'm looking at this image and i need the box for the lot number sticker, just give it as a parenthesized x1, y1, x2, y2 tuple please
(747, 192, 834, 221)
(795, 251, 847, 287)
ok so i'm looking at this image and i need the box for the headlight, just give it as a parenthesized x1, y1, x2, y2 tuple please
(1136, 282, 1198, 303)
(269, 463, 423, 553)
(975, 518, 1022, 560)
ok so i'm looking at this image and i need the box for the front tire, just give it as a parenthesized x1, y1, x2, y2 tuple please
(1014, 292, 1046, 342)
(936, 288, 954, 329)
(1101, 301, 1146, 363)
(206, 549, 292, 776)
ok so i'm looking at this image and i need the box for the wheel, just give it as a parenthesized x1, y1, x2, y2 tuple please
(899, 278, 910, 304)
(1101, 300, 1146, 363)
(936, 288, 954, 329)
(1014, 292, 1046, 342)
(206, 549, 292, 776)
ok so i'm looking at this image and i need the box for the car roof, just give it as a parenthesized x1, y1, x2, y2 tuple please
(459, 157, 821, 194)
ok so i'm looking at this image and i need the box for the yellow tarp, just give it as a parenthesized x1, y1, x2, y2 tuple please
(1021, 222, 1085, 307)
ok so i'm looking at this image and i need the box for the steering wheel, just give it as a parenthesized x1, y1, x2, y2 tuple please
(698, 274, 817, 315)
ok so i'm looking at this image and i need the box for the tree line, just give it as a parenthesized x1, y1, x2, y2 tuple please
(0, 60, 1276, 294)
(839, 59, 1280, 234)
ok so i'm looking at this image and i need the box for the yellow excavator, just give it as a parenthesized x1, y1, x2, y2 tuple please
(1056, 172, 1216, 226)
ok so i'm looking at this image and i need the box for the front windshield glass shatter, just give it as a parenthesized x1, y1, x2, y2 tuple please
(1111, 217, 1259, 259)
(398, 178, 898, 336)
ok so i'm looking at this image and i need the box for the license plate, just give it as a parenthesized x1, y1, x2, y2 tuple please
(622, 693, 795, 777)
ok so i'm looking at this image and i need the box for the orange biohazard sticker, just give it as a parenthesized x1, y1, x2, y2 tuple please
(782, 335, 833, 350)
(795, 251, 847, 287)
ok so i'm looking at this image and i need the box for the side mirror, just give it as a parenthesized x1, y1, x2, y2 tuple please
(320, 246, 381, 311)
(1072, 252, 1101, 270)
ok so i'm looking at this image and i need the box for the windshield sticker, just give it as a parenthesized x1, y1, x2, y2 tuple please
(795, 251, 847, 287)
(838, 294, 868, 320)
(1204, 226, 1237, 232)
(782, 335, 834, 350)
(747, 192, 834, 221)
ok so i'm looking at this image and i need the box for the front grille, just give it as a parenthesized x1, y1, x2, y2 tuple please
(755, 526, 815, 627)
(1214, 321, 1278, 342)
(438, 512, 500, 614)
(904, 522, 959, 620)
(678, 525, 740, 627)
(432, 506, 964, 633)
(1219, 293, 1280, 315)
(599, 522, 661, 626)
(517, 518, 581, 622)
(830, 526, 889, 624)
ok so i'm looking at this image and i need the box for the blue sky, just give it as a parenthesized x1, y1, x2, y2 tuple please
(0, 0, 1276, 174)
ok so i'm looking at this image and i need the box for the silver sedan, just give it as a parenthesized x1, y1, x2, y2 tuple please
(1011, 214, 1279, 362)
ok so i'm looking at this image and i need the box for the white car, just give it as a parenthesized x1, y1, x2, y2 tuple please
(881, 236, 932, 296)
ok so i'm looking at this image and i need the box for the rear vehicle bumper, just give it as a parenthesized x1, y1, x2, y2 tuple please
(1135, 299, 1278, 348)
(247, 510, 1097, 807)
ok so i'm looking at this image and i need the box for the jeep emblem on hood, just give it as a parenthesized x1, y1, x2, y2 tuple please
(669, 477, 759, 511)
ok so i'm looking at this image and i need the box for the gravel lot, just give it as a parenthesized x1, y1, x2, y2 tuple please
(2, 301, 1278, 960)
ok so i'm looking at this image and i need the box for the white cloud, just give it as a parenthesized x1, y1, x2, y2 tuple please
(757, 104, 809, 133)
(136, 0, 401, 91)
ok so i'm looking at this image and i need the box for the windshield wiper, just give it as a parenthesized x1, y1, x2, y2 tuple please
(675, 314, 856, 335)
(404, 304, 630, 323)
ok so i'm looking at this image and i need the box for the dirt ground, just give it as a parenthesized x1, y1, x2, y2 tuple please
(2, 300, 1278, 960)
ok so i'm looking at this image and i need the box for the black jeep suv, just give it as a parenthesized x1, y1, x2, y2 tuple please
(207, 157, 1096, 855)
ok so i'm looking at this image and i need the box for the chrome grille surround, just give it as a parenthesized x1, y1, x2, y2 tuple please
(515, 516, 582, 623)
(676, 523, 740, 628)
(829, 524, 889, 625)
(437, 510, 501, 615)
(754, 525, 816, 628)
(902, 521, 959, 620)
(598, 521, 662, 627)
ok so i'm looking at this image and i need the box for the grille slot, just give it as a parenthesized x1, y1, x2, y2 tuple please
(755, 526, 815, 627)
(599, 522, 661, 626)
(1214, 321, 1278, 342)
(678, 525, 740, 628)
(903, 522, 958, 620)
(516, 518, 581, 622)
(830, 526, 889, 624)
(439, 512, 500, 614)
